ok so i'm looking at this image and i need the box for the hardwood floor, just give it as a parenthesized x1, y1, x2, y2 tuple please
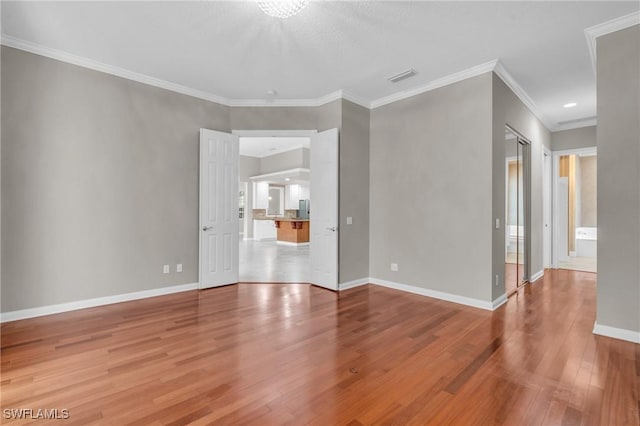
(1, 270, 638, 425)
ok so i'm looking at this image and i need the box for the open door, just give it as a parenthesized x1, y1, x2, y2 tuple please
(199, 129, 239, 289)
(310, 128, 339, 290)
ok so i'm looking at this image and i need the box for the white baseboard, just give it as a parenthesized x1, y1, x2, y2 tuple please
(369, 277, 497, 311)
(592, 321, 640, 343)
(530, 270, 544, 282)
(339, 277, 370, 291)
(276, 241, 310, 246)
(0, 282, 199, 323)
(492, 293, 508, 310)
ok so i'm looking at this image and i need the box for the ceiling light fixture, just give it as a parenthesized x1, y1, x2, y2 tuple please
(563, 102, 577, 108)
(257, 0, 308, 19)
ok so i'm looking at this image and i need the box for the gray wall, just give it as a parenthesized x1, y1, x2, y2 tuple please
(1, 46, 230, 311)
(239, 155, 260, 181)
(492, 73, 551, 301)
(579, 156, 597, 227)
(259, 148, 308, 174)
(596, 25, 640, 333)
(551, 126, 597, 151)
(370, 74, 494, 302)
(340, 100, 370, 283)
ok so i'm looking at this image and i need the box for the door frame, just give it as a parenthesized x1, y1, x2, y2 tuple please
(233, 129, 340, 286)
(505, 124, 532, 288)
(551, 147, 597, 268)
(543, 146, 553, 269)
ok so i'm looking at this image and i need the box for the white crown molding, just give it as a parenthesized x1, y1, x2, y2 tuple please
(369, 59, 498, 109)
(554, 117, 598, 132)
(585, 11, 640, 74)
(0, 35, 230, 106)
(493, 60, 557, 132)
(593, 321, 640, 344)
(0, 282, 199, 323)
(1, 34, 596, 131)
(0, 34, 371, 109)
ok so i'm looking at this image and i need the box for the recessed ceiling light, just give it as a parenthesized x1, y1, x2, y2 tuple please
(285, 178, 291, 181)
(563, 102, 577, 108)
(266, 89, 277, 96)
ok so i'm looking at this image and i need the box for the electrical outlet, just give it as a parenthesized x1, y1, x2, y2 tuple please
(163, 264, 170, 274)
(495, 274, 499, 286)
(176, 263, 183, 273)
(390, 263, 399, 272)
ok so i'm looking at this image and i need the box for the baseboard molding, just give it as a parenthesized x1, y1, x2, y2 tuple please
(530, 270, 544, 283)
(0, 282, 199, 323)
(339, 277, 370, 291)
(592, 321, 640, 344)
(276, 241, 310, 246)
(369, 277, 497, 311)
(492, 294, 508, 310)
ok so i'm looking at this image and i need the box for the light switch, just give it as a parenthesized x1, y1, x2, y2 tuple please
(163, 264, 170, 274)
(346, 216, 353, 225)
(176, 263, 183, 273)
(495, 218, 500, 229)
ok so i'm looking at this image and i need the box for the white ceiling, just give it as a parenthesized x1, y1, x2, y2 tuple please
(240, 137, 310, 158)
(2, 1, 639, 131)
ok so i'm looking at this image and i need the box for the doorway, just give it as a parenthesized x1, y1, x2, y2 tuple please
(232, 129, 339, 290)
(553, 148, 597, 273)
(504, 126, 531, 296)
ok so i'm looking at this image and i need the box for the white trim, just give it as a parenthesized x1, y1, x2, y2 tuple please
(0, 35, 370, 109)
(530, 270, 544, 283)
(232, 129, 317, 137)
(593, 321, 640, 344)
(2, 34, 601, 132)
(276, 241, 310, 247)
(493, 60, 556, 131)
(339, 277, 370, 291)
(492, 294, 508, 310)
(0, 35, 230, 106)
(249, 168, 310, 180)
(0, 282, 199, 323)
(369, 277, 498, 311)
(370, 60, 498, 109)
(585, 12, 640, 74)
(556, 117, 598, 131)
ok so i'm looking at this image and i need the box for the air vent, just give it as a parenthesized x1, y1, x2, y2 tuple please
(387, 68, 417, 83)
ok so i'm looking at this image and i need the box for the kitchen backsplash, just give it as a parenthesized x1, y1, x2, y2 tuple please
(252, 209, 298, 219)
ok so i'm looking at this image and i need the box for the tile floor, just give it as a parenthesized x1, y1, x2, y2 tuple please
(239, 239, 310, 283)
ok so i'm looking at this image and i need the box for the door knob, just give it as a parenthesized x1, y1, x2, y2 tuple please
(202, 226, 213, 231)
(326, 226, 337, 232)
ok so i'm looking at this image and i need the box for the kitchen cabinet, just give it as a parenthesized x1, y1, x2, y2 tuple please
(285, 184, 300, 210)
(254, 219, 276, 240)
(299, 184, 310, 201)
(253, 182, 269, 210)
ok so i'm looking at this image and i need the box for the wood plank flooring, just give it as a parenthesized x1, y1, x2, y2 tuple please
(1, 270, 639, 425)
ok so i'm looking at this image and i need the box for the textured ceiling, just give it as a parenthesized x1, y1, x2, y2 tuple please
(2, 1, 639, 131)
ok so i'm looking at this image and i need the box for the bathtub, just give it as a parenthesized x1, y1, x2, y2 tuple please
(576, 227, 597, 258)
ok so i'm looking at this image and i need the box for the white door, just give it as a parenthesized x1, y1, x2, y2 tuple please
(310, 128, 339, 290)
(543, 149, 552, 268)
(199, 129, 239, 289)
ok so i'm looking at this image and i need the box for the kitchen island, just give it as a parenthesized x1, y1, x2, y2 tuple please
(273, 218, 310, 245)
